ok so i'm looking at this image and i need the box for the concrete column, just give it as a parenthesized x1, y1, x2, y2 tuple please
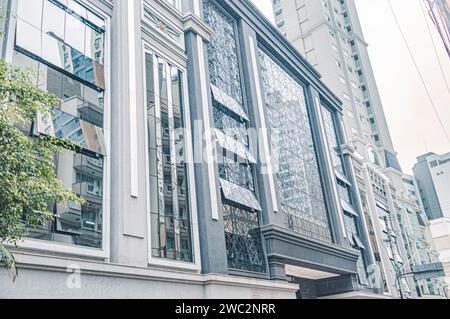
(184, 24, 228, 274)
(109, 0, 148, 267)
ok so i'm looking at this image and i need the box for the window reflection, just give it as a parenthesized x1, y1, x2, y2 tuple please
(42, 0, 65, 40)
(15, 0, 105, 89)
(321, 106, 345, 174)
(258, 47, 332, 242)
(14, 0, 106, 250)
(17, 0, 43, 29)
(27, 151, 103, 248)
(203, 0, 266, 274)
(145, 52, 193, 262)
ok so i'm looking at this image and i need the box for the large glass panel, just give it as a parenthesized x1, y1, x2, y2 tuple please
(15, 0, 105, 89)
(258, 48, 332, 242)
(145, 52, 193, 262)
(27, 150, 104, 248)
(15, 19, 42, 57)
(223, 204, 266, 273)
(36, 108, 106, 155)
(65, 13, 86, 54)
(203, 0, 243, 105)
(13, 0, 107, 250)
(344, 213, 368, 286)
(12, 51, 39, 85)
(36, 63, 104, 127)
(42, 0, 65, 40)
(17, 0, 43, 29)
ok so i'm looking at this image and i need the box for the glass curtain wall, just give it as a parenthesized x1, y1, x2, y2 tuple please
(258, 48, 332, 243)
(13, 0, 106, 248)
(203, 0, 266, 274)
(145, 52, 193, 262)
(321, 105, 369, 286)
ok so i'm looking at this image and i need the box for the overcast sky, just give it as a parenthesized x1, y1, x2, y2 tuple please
(251, 0, 450, 174)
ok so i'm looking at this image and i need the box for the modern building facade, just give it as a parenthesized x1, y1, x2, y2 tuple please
(0, 0, 394, 299)
(398, 174, 447, 298)
(414, 152, 450, 294)
(271, 0, 446, 298)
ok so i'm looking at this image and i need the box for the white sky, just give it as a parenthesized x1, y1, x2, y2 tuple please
(251, 0, 450, 174)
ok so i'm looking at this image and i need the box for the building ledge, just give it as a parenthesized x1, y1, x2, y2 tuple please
(5, 251, 298, 296)
(261, 224, 359, 276)
(319, 291, 394, 299)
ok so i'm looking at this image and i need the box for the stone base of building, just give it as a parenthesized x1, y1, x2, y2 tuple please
(0, 252, 297, 299)
(319, 291, 394, 299)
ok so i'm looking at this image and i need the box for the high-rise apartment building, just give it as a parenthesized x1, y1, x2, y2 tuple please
(1, 0, 397, 299)
(271, 0, 446, 298)
(414, 152, 450, 294)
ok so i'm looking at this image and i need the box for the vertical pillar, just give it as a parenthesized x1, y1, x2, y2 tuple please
(109, 0, 148, 266)
(183, 0, 228, 274)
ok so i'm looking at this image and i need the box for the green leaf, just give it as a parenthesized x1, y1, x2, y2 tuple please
(0, 243, 18, 282)
(0, 59, 84, 282)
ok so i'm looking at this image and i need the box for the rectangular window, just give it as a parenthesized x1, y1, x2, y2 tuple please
(14, 0, 107, 249)
(16, 0, 105, 90)
(322, 104, 368, 286)
(145, 52, 193, 262)
(258, 48, 332, 242)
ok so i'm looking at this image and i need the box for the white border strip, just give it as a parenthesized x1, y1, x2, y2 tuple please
(197, 35, 219, 220)
(128, 0, 139, 198)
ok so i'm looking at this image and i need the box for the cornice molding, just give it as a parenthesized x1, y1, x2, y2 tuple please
(182, 11, 213, 41)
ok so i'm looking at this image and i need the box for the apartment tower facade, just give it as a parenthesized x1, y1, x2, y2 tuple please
(414, 152, 450, 294)
(271, 0, 446, 298)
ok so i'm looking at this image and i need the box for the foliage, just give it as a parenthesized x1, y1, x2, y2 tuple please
(0, 59, 84, 281)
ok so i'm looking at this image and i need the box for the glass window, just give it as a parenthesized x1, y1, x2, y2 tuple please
(204, 1, 243, 106)
(258, 48, 331, 242)
(12, 51, 39, 85)
(321, 105, 345, 174)
(145, 52, 193, 262)
(15, 0, 105, 89)
(42, 0, 65, 40)
(223, 204, 266, 273)
(15, 19, 42, 57)
(64, 13, 86, 54)
(17, 0, 43, 29)
(337, 180, 351, 204)
(67, 0, 87, 18)
(13, 0, 107, 250)
(26, 151, 104, 248)
(203, 0, 266, 273)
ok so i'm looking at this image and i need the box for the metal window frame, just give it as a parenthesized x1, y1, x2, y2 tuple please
(142, 44, 201, 272)
(5, 0, 111, 259)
